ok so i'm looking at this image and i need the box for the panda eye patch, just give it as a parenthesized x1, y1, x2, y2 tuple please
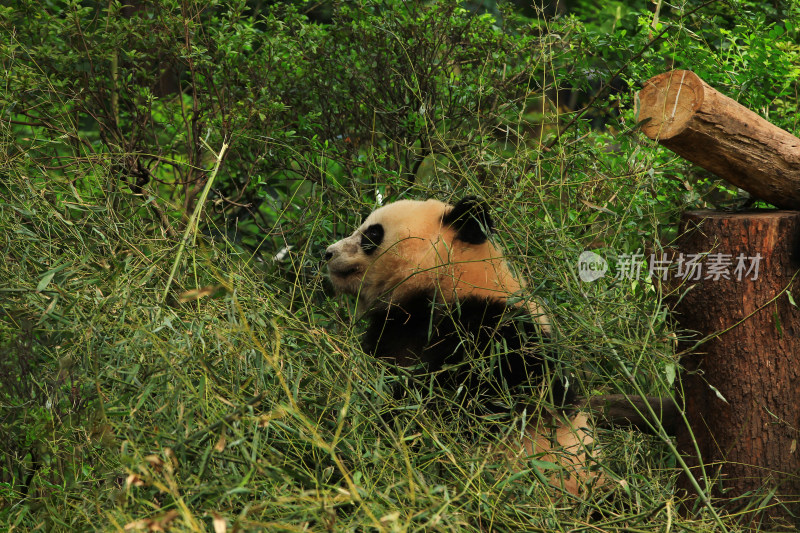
(360, 224, 384, 254)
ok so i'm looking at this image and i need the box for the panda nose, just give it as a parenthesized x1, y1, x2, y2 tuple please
(323, 246, 334, 261)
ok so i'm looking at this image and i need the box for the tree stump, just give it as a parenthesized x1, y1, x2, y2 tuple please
(672, 210, 800, 528)
(635, 70, 800, 209)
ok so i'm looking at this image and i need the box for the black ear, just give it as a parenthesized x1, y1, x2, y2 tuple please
(442, 197, 494, 244)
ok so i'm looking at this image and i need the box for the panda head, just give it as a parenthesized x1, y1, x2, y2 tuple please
(325, 197, 524, 314)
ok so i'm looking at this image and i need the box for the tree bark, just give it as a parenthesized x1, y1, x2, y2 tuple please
(635, 70, 800, 210)
(672, 210, 800, 528)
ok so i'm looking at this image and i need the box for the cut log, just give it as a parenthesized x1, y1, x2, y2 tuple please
(671, 210, 800, 528)
(635, 70, 800, 210)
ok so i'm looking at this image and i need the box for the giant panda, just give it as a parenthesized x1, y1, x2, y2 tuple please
(324, 196, 600, 495)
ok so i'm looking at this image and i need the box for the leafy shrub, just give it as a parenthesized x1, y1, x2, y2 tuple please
(2, 0, 799, 529)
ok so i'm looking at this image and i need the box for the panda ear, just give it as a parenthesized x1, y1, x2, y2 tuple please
(442, 196, 495, 244)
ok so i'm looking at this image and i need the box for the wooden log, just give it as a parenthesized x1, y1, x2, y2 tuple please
(671, 210, 800, 528)
(635, 70, 800, 210)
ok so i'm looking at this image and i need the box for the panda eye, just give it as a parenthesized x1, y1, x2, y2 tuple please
(360, 224, 384, 254)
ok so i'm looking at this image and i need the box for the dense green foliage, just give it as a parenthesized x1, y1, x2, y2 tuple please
(2, 0, 799, 530)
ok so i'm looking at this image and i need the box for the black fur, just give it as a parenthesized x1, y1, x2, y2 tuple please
(363, 290, 572, 415)
(441, 197, 495, 245)
(360, 224, 384, 254)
